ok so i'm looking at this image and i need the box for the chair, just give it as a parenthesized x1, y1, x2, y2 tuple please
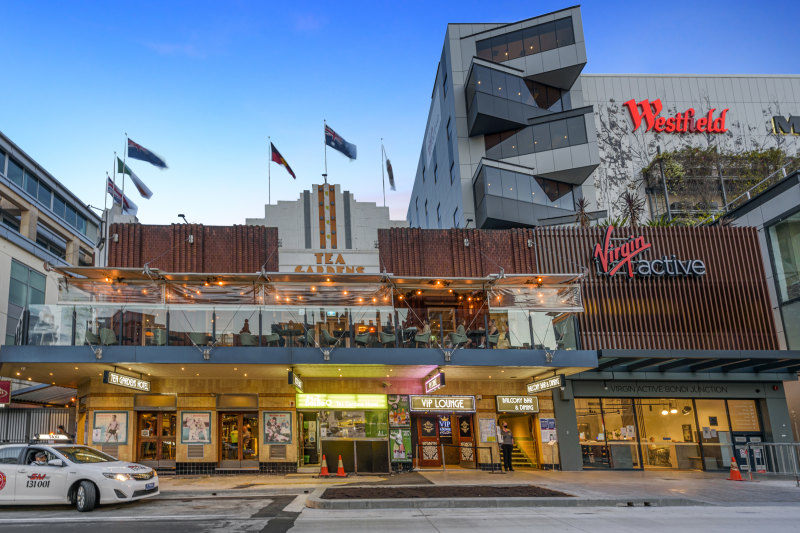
(414, 331, 431, 348)
(239, 332, 258, 346)
(320, 329, 339, 347)
(188, 332, 210, 346)
(487, 333, 500, 349)
(379, 331, 396, 347)
(263, 333, 281, 346)
(354, 332, 371, 347)
(85, 330, 101, 346)
(152, 329, 167, 346)
(99, 328, 119, 346)
(297, 329, 315, 347)
(448, 330, 469, 348)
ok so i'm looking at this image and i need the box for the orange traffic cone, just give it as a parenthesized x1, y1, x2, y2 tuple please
(727, 457, 744, 481)
(336, 454, 347, 477)
(318, 454, 330, 478)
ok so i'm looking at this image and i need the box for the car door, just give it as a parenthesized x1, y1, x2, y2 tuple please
(0, 446, 25, 503)
(14, 448, 70, 504)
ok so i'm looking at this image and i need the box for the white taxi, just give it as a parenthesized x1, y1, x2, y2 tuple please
(0, 438, 159, 512)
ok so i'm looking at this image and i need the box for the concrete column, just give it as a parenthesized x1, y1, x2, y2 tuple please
(552, 381, 582, 471)
(65, 239, 80, 265)
(19, 207, 38, 241)
(761, 396, 794, 443)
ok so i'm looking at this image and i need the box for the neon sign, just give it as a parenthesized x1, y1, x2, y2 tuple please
(624, 99, 729, 134)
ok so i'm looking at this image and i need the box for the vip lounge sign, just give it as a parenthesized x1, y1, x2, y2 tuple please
(409, 395, 476, 413)
(624, 99, 729, 134)
(592, 226, 706, 279)
(103, 371, 151, 392)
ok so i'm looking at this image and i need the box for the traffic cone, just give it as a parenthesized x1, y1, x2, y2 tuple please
(727, 457, 744, 481)
(318, 454, 330, 478)
(336, 454, 347, 477)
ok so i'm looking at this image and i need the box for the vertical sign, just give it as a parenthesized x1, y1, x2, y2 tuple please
(0, 380, 10, 406)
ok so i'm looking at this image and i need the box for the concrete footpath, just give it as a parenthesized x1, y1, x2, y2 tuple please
(156, 469, 800, 509)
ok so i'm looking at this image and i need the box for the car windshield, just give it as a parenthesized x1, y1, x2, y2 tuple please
(56, 446, 117, 464)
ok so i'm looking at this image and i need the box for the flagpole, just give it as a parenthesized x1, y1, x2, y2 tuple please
(267, 137, 271, 205)
(323, 119, 328, 185)
(112, 152, 117, 208)
(121, 133, 128, 211)
(381, 139, 386, 207)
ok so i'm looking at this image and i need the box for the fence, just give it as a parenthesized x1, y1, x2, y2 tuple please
(0, 408, 71, 443)
(743, 442, 800, 486)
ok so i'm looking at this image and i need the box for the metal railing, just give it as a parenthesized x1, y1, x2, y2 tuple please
(743, 442, 800, 486)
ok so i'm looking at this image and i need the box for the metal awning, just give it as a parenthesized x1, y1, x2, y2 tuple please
(11, 384, 76, 406)
(587, 350, 800, 376)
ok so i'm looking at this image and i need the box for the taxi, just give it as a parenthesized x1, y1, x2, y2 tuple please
(0, 435, 159, 512)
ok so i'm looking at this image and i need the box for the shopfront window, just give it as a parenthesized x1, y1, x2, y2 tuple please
(637, 398, 701, 470)
(695, 400, 733, 470)
(602, 399, 640, 469)
(576, 398, 608, 468)
(768, 211, 800, 348)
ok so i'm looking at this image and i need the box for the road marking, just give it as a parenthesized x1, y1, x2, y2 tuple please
(282, 493, 310, 513)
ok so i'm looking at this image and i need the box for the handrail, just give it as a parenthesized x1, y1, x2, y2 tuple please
(724, 157, 799, 212)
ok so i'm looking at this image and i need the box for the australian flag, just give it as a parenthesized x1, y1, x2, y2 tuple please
(128, 138, 168, 169)
(325, 125, 357, 160)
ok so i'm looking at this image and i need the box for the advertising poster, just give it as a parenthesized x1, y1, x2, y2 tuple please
(388, 394, 410, 427)
(181, 411, 211, 444)
(264, 412, 292, 444)
(479, 418, 497, 443)
(390, 428, 412, 463)
(92, 411, 128, 445)
(540, 418, 557, 443)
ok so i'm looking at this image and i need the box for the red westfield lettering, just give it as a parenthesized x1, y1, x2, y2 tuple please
(593, 226, 651, 278)
(623, 99, 729, 134)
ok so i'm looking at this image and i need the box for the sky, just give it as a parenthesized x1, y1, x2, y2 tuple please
(2, 1, 798, 226)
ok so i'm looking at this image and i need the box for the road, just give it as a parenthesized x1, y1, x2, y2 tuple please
(2, 495, 800, 532)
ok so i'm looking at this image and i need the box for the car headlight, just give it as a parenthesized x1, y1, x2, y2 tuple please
(103, 473, 131, 481)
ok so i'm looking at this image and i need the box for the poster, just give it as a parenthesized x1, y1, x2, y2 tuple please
(390, 428, 412, 463)
(92, 411, 128, 445)
(540, 418, 557, 443)
(181, 411, 211, 444)
(264, 412, 292, 444)
(308, 421, 317, 443)
(478, 418, 497, 443)
(388, 394, 410, 427)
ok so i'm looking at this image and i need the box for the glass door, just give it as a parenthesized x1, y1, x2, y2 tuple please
(137, 412, 176, 469)
(219, 413, 259, 468)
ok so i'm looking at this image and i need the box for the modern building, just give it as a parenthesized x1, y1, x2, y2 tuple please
(246, 183, 407, 273)
(2, 222, 797, 474)
(406, 6, 800, 229)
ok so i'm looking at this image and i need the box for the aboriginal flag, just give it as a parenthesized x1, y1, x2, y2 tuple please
(271, 143, 296, 179)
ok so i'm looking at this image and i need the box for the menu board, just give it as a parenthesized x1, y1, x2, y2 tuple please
(728, 400, 760, 432)
(479, 418, 497, 443)
(388, 394, 410, 427)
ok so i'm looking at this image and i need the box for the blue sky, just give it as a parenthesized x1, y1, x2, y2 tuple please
(2, 1, 797, 225)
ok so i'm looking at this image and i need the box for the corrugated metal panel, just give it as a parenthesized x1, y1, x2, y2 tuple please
(0, 408, 70, 443)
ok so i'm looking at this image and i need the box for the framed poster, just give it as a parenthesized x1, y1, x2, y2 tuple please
(264, 412, 292, 444)
(390, 428, 412, 463)
(478, 418, 497, 443)
(388, 394, 410, 427)
(92, 411, 128, 445)
(181, 411, 211, 444)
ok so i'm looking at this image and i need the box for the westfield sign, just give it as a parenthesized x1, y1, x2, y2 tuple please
(624, 99, 729, 134)
(592, 226, 706, 278)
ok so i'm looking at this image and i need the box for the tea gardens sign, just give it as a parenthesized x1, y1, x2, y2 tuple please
(592, 226, 706, 279)
(103, 371, 151, 392)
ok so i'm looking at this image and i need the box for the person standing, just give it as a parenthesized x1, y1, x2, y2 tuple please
(499, 421, 514, 472)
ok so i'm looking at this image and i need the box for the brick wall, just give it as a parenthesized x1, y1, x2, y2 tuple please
(108, 223, 278, 272)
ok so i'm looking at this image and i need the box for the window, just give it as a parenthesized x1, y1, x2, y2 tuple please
(7, 158, 23, 187)
(24, 170, 38, 197)
(0, 148, 6, 176)
(415, 198, 420, 226)
(0, 446, 23, 464)
(523, 26, 540, 56)
(566, 116, 587, 145)
(6, 260, 46, 345)
(550, 120, 569, 149)
(768, 210, 800, 349)
(538, 22, 557, 51)
(476, 38, 493, 61)
(505, 30, 524, 60)
(453, 206, 460, 227)
(475, 17, 574, 64)
(65, 204, 77, 228)
(555, 18, 575, 47)
(38, 182, 53, 209)
(450, 162, 456, 185)
(52, 194, 66, 219)
(490, 33, 508, 63)
(436, 202, 442, 228)
(422, 167, 426, 183)
(532, 123, 552, 152)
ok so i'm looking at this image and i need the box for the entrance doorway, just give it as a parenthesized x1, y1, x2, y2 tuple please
(299, 412, 320, 466)
(137, 412, 176, 469)
(219, 412, 259, 468)
(414, 414, 475, 468)
(497, 414, 539, 469)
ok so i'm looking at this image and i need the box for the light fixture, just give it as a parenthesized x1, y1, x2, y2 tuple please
(669, 401, 678, 414)
(682, 406, 693, 415)
(661, 407, 669, 416)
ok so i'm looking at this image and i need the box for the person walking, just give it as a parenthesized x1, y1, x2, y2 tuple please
(499, 421, 514, 472)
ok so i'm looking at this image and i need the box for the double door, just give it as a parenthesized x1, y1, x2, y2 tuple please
(416, 414, 474, 468)
(220, 412, 259, 468)
(137, 412, 176, 469)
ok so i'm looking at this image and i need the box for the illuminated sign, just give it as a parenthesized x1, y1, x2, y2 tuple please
(773, 116, 800, 135)
(624, 99, 729, 134)
(496, 396, 540, 413)
(294, 253, 366, 274)
(424, 372, 445, 394)
(103, 371, 151, 392)
(409, 395, 476, 412)
(288, 371, 304, 393)
(296, 394, 387, 410)
(0, 380, 10, 405)
(526, 375, 565, 394)
(593, 226, 706, 278)
(438, 415, 452, 436)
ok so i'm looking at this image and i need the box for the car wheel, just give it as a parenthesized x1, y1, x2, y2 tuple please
(76, 481, 97, 512)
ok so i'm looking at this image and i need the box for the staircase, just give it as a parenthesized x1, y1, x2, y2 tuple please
(511, 443, 535, 469)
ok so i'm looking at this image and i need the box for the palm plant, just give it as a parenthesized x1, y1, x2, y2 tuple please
(574, 198, 591, 228)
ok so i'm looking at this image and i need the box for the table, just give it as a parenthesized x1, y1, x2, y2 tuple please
(466, 329, 485, 348)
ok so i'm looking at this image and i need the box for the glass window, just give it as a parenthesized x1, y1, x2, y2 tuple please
(506, 74, 524, 104)
(695, 400, 733, 471)
(562, 90, 572, 111)
(422, 167, 425, 183)
(476, 38, 493, 61)
(0, 149, 6, 176)
(539, 22, 557, 51)
(474, 65, 492, 94)
(52, 195, 66, 219)
(77, 215, 87, 235)
(517, 128, 535, 156)
(782, 299, 800, 349)
(523, 26, 541, 56)
(0, 445, 23, 464)
(576, 398, 609, 468)
(424, 200, 429, 226)
(446, 117, 452, 142)
(501, 170, 517, 200)
(506, 30, 524, 60)
(38, 182, 53, 209)
(484, 166, 500, 197)
(65, 204, 78, 228)
(602, 398, 640, 469)
(532, 123, 551, 152)
(516, 173, 532, 202)
(550, 119, 569, 149)
(442, 70, 448, 97)
(24, 171, 38, 197)
(636, 398, 700, 470)
(768, 211, 800, 303)
(567, 116, 587, 145)
(727, 400, 761, 432)
(490, 34, 508, 63)
(7, 158, 24, 187)
(490, 68, 506, 98)
(555, 18, 575, 47)
(500, 132, 519, 158)
(473, 171, 485, 208)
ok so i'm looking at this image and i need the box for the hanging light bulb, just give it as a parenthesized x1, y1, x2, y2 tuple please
(670, 401, 678, 414)
(661, 407, 669, 416)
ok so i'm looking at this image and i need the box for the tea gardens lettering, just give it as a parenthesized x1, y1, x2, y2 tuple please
(103, 371, 151, 392)
(409, 395, 476, 412)
(294, 253, 366, 274)
(772, 116, 800, 135)
(593, 226, 706, 279)
(624, 99, 729, 134)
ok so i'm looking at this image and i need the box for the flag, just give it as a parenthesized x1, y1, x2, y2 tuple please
(270, 143, 296, 179)
(386, 157, 395, 191)
(117, 157, 153, 199)
(107, 178, 138, 216)
(325, 125, 357, 160)
(127, 138, 168, 169)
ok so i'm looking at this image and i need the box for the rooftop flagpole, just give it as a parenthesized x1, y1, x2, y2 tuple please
(323, 119, 328, 185)
(267, 136, 271, 205)
(121, 133, 129, 213)
(381, 139, 386, 207)
(112, 151, 117, 208)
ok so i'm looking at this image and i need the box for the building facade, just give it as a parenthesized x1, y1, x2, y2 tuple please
(406, 6, 800, 229)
